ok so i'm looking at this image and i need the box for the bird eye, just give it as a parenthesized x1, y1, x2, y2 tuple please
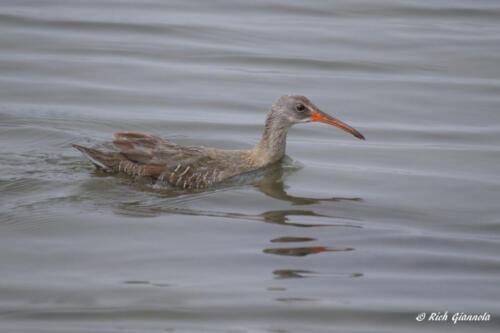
(295, 104, 305, 112)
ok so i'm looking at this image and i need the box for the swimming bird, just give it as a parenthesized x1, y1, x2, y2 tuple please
(73, 95, 365, 189)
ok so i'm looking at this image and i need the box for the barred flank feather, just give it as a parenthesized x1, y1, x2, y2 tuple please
(72, 144, 164, 178)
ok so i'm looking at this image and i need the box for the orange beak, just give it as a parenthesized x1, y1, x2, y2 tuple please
(311, 111, 365, 140)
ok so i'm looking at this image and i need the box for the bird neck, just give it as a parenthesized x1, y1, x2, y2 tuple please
(252, 110, 290, 166)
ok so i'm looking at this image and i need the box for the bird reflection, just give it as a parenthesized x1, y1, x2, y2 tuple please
(100, 156, 363, 231)
(112, 170, 363, 228)
(273, 269, 363, 279)
(258, 209, 360, 227)
(252, 158, 361, 205)
(263, 246, 354, 257)
(273, 269, 316, 279)
(98, 161, 365, 287)
(275, 297, 317, 303)
(270, 236, 316, 243)
(114, 202, 361, 228)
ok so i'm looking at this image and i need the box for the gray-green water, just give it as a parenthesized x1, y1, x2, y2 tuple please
(1, 1, 500, 332)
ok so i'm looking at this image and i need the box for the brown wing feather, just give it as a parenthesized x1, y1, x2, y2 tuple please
(111, 131, 226, 189)
(113, 132, 163, 165)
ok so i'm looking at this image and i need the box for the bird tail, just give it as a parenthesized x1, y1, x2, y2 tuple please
(72, 144, 123, 171)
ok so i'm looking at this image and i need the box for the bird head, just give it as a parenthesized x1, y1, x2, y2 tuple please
(271, 95, 365, 140)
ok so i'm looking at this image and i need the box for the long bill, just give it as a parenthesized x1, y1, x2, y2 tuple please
(311, 111, 365, 140)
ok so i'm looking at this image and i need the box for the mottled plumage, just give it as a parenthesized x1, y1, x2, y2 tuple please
(74, 95, 364, 189)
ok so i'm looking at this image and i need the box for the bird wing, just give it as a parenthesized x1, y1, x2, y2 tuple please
(113, 131, 165, 165)
(113, 131, 222, 188)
